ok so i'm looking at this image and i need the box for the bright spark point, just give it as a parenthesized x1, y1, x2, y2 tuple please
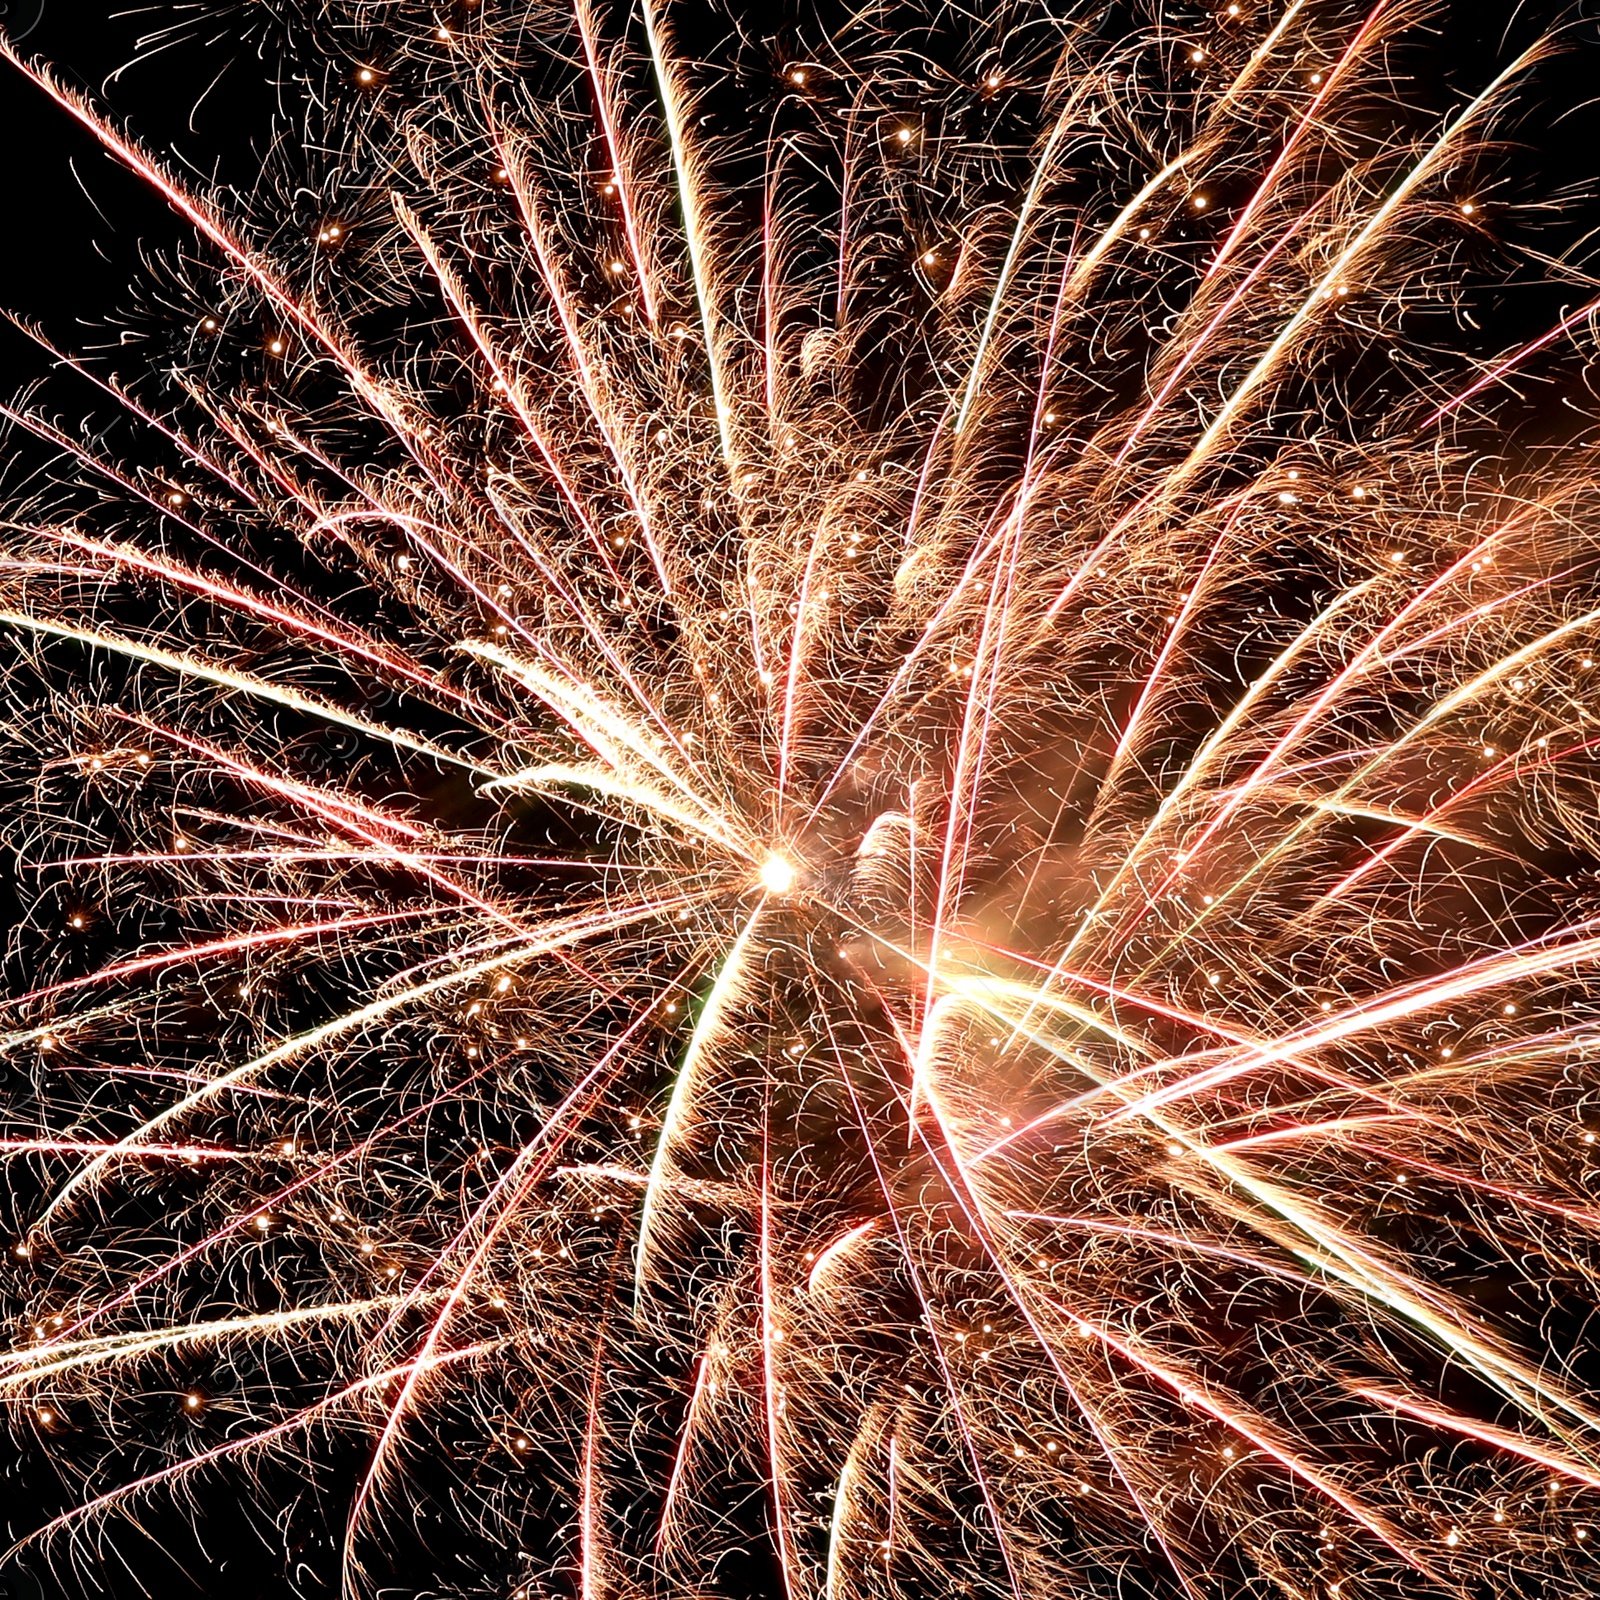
(759, 855, 797, 895)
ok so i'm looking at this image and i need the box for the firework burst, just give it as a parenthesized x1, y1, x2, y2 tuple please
(4, 1, 1600, 1596)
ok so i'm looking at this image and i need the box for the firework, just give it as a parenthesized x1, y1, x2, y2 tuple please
(3, 1, 1600, 1596)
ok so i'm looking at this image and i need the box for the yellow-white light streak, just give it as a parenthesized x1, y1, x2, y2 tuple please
(635, 906, 766, 1305)
(949, 976, 1600, 1453)
(485, 763, 746, 861)
(638, 0, 735, 464)
(952, 99, 1078, 434)
(461, 640, 733, 840)
(0, 610, 489, 776)
(0, 1296, 438, 1385)
(1175, 44, 1543, 486)
(823, 1409, 883, 1600)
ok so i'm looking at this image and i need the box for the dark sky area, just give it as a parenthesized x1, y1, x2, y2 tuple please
(0, 2, 282, 335)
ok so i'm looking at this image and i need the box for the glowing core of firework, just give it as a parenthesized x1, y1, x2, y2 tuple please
(758, 853, 798, 896)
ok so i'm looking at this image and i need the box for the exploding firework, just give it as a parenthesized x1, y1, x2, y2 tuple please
(4, 1, 1600, 1596)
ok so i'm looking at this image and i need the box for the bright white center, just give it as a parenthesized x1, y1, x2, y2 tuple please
(759, 854, 796, 895)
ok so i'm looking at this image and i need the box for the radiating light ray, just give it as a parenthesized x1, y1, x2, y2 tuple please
(1064, 1311, 1445, 1584)
(470, 180, 672, 597)
(1425, 287, 1600, 426)
(950, 99, 1078, 435)
(634, 906, 765, 1304)
(822, 1008, 1032, 1600)
(940, 976, 1600, 1444)
(0, 1296, 445, 1387)
(756, 1112, 799, 1600)
(0, 609, 487, 775)
(573, 0, 659, 324)
(655, 1350, 711, 1557)
(29, 902, 672, 1239)
(890, 1026, 1215, 1599)
(2, 315, 260, 504)
(1078, 512, 1544, 956)
(36, 525, 497, 722)
(1204, 0, 1391, 282)
(0, 41, 460, 501)
(0, 1138, 244, 1161)
(1174, 41, 1547, 487)
(637, 0, 734, 464)
(822, 1407, 883, 1600)
(1352, 1386, 1600, 1488)
(1, 909, 443, 1011)
(346, 1002, 675, 1598)
(462, 641, 727, 829)
(484, 762, 745, 858)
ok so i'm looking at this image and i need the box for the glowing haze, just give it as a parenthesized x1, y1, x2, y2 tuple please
(3, 2, 1600, 1598)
